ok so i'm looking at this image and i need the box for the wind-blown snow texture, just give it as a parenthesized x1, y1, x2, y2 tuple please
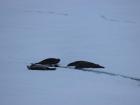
(0, 0, 140, 105)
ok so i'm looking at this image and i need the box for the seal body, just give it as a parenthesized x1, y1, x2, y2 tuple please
(27, 63, 56, 70)
(67, 61, 104, 69)
(36, 58, 60, 67)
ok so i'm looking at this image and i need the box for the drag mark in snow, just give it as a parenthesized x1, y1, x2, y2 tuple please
(100, 15, 136, 24)
(58, 66, 140, 82)
(79, 69, 140, 82)
(24, 10, 69, 16)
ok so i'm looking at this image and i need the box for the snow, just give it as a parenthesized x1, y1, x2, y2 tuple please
(0, 0, 140, 105)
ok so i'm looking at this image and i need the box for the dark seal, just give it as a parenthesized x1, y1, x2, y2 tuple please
(67, 61, 105, 69)
(36, 58, 60, 67)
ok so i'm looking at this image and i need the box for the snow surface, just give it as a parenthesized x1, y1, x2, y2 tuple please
(0, 0, 140, 105)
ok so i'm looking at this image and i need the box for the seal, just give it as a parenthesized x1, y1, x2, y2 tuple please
(67, 61, 105, 69)
(36, 58, 60, 67)
(27, 63, 56, 70)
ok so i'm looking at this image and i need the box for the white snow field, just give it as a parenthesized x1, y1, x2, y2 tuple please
(0, 0, 140, 105)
